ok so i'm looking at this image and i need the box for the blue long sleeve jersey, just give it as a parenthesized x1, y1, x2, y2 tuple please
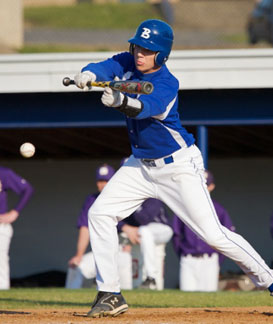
(82, 52, 195, 159)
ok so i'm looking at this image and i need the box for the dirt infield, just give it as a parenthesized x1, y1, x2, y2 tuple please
(1, 307, 273, 323)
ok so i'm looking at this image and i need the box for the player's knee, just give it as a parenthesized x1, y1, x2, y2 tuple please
(138, 225, 151, 238)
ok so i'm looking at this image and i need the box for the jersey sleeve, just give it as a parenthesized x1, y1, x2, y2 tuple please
(77, 194, 97, 228)
(82, 52, 134, 81)
(4, 169, 33, 212)
(137, 84, 178, 120)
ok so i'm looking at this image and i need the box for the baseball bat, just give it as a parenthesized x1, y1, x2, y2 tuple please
(62, 77, 154, 95)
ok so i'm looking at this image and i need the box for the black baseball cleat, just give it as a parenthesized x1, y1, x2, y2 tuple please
(87, 291, 128, 318)
(139, 277, 157, 290)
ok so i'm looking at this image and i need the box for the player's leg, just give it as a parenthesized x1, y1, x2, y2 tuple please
(157, 145, 273, 291)
(0, 224, 13, 290)
(180, 254, 219, 291)
(179, 255, 199, 291)
(65, 267, 84, 289)
(118, 246, 133, 290)
(87, 156, 155, 317)
(88, 156, 154, 293)
(65, 252, 96, 289)
(139, 223, 173, 289)
(79, 252, 96, 279)
(202, 253, 219, 291)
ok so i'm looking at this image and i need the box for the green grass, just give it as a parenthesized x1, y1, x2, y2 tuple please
(19, 44, 125, 53)
(0, 288, 272, 309)
(24, 3, 161, 29)
(220, 33, 248, 43)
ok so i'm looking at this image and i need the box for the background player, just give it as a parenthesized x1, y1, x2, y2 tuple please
(172, 170, 235, 291)
(118, 197, 173, 290)
(74, 18, 273, 318)
(0, 166, 33, 289)
(65, 164, 116, 288)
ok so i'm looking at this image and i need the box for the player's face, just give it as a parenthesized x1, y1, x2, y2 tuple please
(134, 45, 160, 74)
(96, 180, 108, 192)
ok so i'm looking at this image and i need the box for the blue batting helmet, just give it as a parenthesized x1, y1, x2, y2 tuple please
(128, 19, 173, 66)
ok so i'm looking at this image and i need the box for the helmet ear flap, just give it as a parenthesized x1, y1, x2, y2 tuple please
(129, 43, 134, 55)
(155, 52, 169, 66)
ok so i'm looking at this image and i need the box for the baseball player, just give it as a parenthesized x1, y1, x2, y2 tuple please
(74, 19, 273, 318)
(0, 166, 33, 289)
(172, 170, 235, 291)
(118, 197, 173, 290)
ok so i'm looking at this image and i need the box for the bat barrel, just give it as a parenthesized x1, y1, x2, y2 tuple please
(109, 80, 154, 95)
(141, 82, 154, 95)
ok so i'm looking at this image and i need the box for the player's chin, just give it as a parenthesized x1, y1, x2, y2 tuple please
(136, 63, 145, 70)
(136, 66, 149, 74)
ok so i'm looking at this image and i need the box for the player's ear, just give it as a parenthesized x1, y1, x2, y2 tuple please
(207, 183, 215, 192)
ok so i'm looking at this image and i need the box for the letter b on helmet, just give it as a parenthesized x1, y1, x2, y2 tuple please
(128, 19, 173, 66)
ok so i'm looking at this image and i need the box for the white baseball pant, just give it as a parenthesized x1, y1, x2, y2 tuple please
(65, 248, 132, 289)
(138, 223, 173, 283)
(179, 253, 219, 291)
(88, 145, 273, 292)
(0, 224, 13, 290)
(133, 243, 167, 290)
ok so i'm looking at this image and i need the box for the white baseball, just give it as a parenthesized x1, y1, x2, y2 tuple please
(20, 142, 35, 158)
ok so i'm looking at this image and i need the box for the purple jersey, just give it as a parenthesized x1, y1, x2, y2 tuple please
(0, 166, 33, 213)
(117, 198, 171, 232)
(77, 196, 171, 230)
(77, 193, 99, 228)
(172, 200, 235, 264)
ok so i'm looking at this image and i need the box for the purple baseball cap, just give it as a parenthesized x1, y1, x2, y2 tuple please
(95, 164, 115, 181)
(204, 170, 214, 186)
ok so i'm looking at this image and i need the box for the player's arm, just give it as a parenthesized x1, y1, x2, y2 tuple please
(120, 224, 140, 245)
(0, 169, 33, 224)
(74, 52, 133, 90)
(0, 210, 19, 224)
(68, 226, 90, 268)
(101, 77, 178, 119)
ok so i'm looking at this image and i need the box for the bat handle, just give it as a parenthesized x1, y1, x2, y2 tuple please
(62, 77, 75, 86)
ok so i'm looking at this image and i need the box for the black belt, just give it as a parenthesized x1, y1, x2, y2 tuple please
(141, 155, 174, 167)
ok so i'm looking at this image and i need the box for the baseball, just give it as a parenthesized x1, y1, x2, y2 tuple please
(20, 142, 35, 158)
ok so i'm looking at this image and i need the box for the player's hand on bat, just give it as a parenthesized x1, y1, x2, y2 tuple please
(101, 87, 125, 107)
(0, 210, 19, 224)
(74, 71, 96, 91)
(121, 224, 140, 245)
(101, 76, 124, 107)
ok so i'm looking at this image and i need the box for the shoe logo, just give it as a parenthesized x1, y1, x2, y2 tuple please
(110, 297, 118, 305)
